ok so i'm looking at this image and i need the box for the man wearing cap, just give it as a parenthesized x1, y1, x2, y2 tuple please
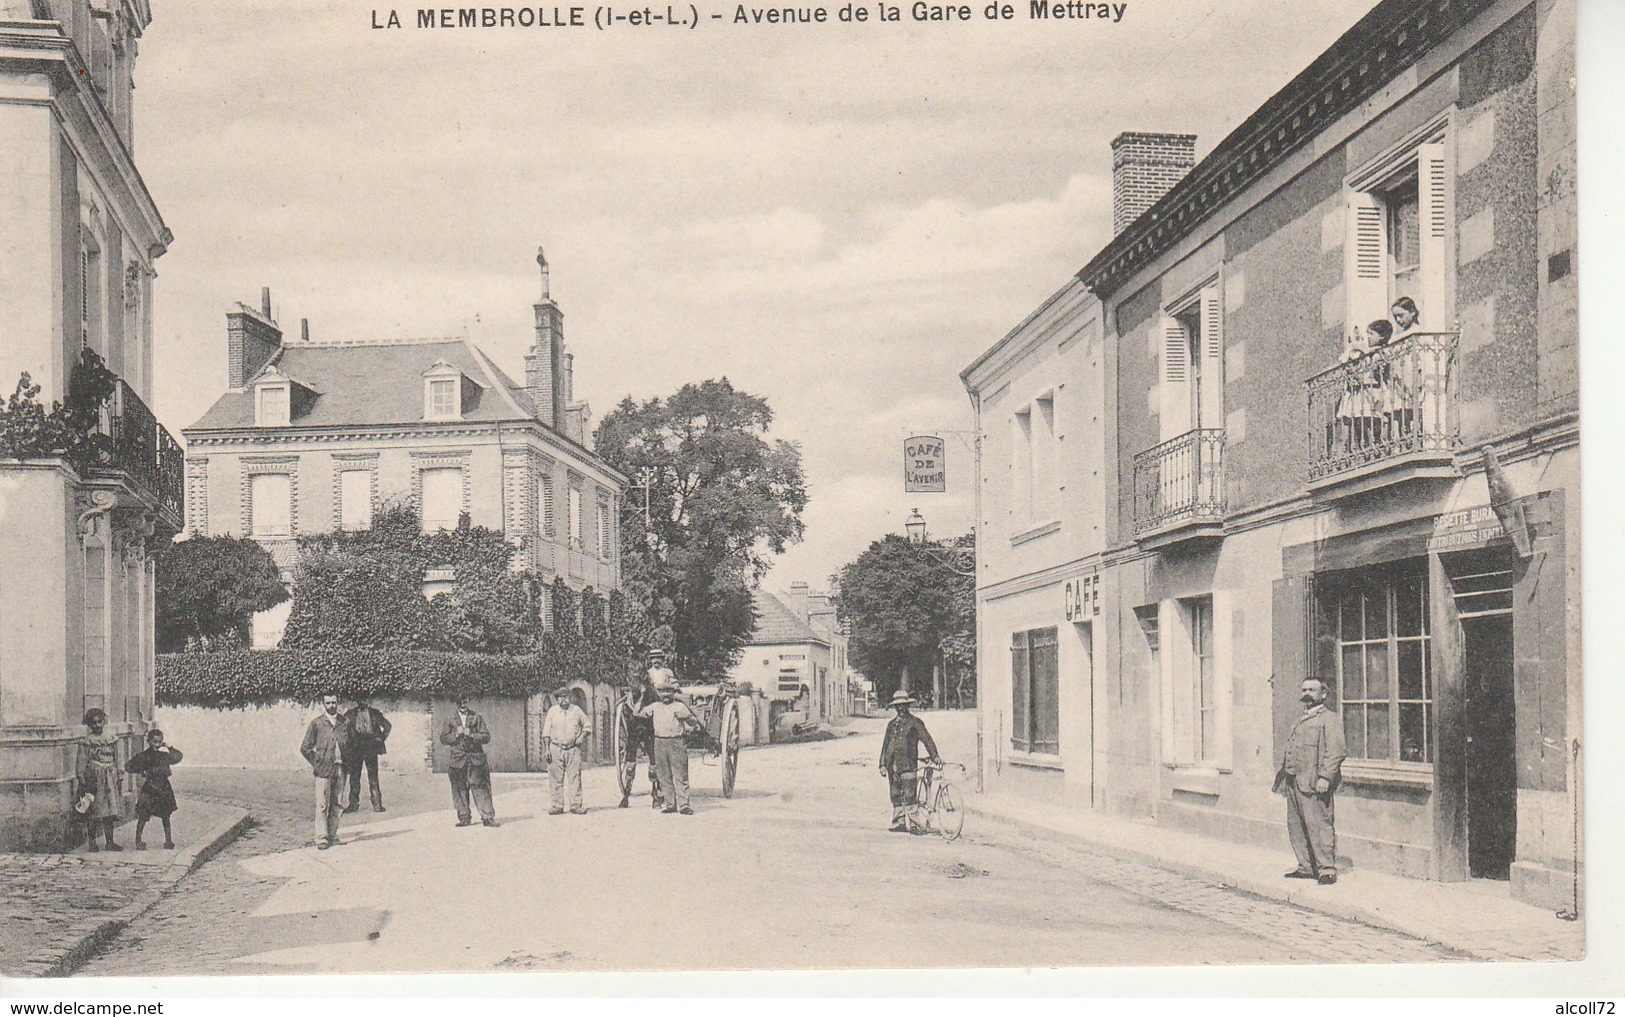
(1273, 677, 1347, 884)
(543, 687, 592, 815)
(441, 696, 499, 828)
(879, 691, 940, 833)
(619, 654, 665, 809)
(638, 675, 700, 815)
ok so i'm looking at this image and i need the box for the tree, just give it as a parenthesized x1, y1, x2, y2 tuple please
(594, 378, 807, 678)
(833, 532, 975, 705)
(156, 534, 289, 652)
(281, 503, 537, 654)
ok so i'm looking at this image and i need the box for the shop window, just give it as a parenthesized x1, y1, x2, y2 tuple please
(1330, 567, 1432, 764)
(1010, 627, 1059, 754)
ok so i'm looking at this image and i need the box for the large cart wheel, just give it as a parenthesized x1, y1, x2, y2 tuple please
(612, 701, 635, 800)
(720, 698, 741, 798)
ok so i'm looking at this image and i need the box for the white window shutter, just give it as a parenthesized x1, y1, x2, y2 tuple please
(1344, 190, 1387, 332)
(1158, 600, 1178, 765)
(1416, 142, 1451, 330)
(1212, 589, 1234, 772)
(1199, 285, 1224, 430)
(1159, 315, 1192, 441)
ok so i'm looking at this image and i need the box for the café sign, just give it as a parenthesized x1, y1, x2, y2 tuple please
(904, 435, 946, 493)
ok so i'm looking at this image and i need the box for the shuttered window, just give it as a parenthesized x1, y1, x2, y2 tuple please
(249, 474, 292, 537)
(1345, 139, 1451, 333)
(339, 469, 372, 531)
(420, 467, 463, 532)
(1010, 627, 1059, 755)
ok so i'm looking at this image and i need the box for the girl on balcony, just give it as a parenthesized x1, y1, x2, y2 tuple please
(1391, 296, 1421, 338)
(75, 708, 125, 852)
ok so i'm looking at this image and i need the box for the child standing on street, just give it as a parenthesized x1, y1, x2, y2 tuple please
(76, 708, 124, 852)
(125, 728, 183, 850)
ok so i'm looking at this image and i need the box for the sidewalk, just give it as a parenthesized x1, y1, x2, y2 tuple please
(966, 793, 1584, 962)
(0, 797, 249, 978)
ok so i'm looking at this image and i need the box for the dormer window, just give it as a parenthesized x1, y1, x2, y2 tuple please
(255, 382, 291, 426)
(423, 360, 464, 421)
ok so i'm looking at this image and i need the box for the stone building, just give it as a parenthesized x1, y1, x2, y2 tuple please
(0, 0, 180, 849)
(181, 252, 625, 646)
(965, 0, 1579, 910)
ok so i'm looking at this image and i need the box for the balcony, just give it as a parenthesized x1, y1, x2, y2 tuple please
(1132, 428, 1226, 547)
(1306, 330, 1459, 498)
(88, 379, 185, 530)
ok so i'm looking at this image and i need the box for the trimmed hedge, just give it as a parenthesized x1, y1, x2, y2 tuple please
(156, 647, 564, 709)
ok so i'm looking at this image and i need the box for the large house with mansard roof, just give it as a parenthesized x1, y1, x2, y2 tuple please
(181, 252, 625, 645)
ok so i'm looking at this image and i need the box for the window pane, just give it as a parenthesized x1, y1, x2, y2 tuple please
(1364, 588, 1388, 639)
(1365, 642, 1390, 700)
(1344, 705, 1366, 759)
(1367, 703, 1391, 761)
(1396, 577, 1423, 637)
(1397, 640, 1424, 700)
(340, 470, 371, 531)
(421, 467, 462, 531)
(1341, 645, 1365, 701)
(250, 474, 291, 536)
(1339, 590, 1362, 640)
(1399, 703, 1427, 763)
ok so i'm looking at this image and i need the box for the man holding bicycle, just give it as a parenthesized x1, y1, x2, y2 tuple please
(878, 691, 940, 834)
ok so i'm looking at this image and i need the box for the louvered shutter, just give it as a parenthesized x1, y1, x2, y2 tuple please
(1010, 631, 1031, 752)
(1198, 284, 1224, 429)
(1415, 142, 1451, 330)
(1158, 600, 1178, 764)
(1344, 190, 1387, 333)
(1159, 315, 1192, 441)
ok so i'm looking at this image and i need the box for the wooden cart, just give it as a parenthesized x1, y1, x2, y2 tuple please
(611, 679, 741, 800)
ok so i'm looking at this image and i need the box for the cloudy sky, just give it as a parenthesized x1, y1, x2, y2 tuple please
(139, 0, 1378, 591)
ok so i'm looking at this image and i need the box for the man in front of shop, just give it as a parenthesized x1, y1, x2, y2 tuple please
(878, 691, 940, 834)
(1274, 677, 1347, 884)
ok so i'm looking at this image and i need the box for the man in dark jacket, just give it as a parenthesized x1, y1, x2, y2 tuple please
(341, 695, 392, 813)
(441, 697, 499, 828)
(300, 692, 349, 849)
(878, 691, 940, 833)
(1274, 677, 1348, 884)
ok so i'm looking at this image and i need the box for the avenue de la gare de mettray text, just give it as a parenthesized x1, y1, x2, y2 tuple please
(370, 1, 1127, 27)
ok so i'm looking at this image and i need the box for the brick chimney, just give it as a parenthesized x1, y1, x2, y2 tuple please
(226, 291, 282, 389)
(1110, 132, 1197, 236)
(524, 246, 566, 430)
(787, 581, 811, 621)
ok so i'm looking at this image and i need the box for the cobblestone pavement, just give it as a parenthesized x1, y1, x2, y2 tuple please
(0, 853, 167, 975)
(71, 720, 1460, 976)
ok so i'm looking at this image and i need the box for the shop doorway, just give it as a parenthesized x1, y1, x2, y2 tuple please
(1454, 553, 1517, 881)
(1072, 621, 1097, 807)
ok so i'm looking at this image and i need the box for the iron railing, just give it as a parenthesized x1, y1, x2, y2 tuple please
(92, 379, 185, 525)
(1306, 330, 1459, 483)
(1132, 428, 1226, 536)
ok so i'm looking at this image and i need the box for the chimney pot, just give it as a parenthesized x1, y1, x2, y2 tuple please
(300, 318, 309, 342)
(260, 287, 272, 319)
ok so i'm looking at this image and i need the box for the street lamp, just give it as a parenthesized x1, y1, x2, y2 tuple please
(903, 508, 974, 577)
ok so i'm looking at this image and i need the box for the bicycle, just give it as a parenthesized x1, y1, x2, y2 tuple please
(916, 761, 967, 841)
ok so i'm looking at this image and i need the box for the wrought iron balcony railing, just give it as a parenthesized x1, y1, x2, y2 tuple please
(91, 379, 185, 526)
(1132, 428, 1226, 537)
(1306, 330, 1459, 484)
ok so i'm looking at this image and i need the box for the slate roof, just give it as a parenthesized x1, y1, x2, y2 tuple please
(748, 588, 828, 647)
(185, 338, 540, 432)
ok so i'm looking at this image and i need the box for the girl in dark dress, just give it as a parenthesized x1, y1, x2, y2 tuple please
(125, 728, 183, 849)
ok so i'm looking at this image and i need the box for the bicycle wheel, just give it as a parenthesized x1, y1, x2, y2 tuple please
(611, 702, 635, 799)
(934, 783, 964, 841)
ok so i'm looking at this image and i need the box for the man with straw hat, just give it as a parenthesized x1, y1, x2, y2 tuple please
(878, 690, 940, 834)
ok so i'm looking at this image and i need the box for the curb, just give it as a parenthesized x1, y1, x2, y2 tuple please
(963, 799, 1499, 961)
(27, 806, 251, 979)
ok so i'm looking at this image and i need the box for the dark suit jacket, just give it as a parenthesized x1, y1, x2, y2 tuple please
(301, 714, 348, 779)
(343, 705, 392, 756)
(1278, 705, 1348, 794)
(440, 710, 491, 770)
(880, 713, 940, 773)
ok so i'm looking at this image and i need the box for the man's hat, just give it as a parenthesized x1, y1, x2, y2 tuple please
(648, 648, 668, 659)
(887, 691, 916, 707)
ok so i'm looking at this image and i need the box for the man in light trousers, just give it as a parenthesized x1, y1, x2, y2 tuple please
(544, 687, 592, 815)
(299, 692, 348, 849)
(638, 676, 700, 815)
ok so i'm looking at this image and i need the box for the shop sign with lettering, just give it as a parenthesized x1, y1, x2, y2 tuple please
(904, 435, 946, 493)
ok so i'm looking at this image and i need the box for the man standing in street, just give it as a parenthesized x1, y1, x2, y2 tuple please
(878, 691, 940, 834)
(1274, 677, 1347, 884)
(299, 692, 348, 850)
(341, 695, 392, 813)
(619, 667, 661, 810)
(638, 676, 700, 815)
(544, 687, 592, 815)
(441, 696, 499, 828)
